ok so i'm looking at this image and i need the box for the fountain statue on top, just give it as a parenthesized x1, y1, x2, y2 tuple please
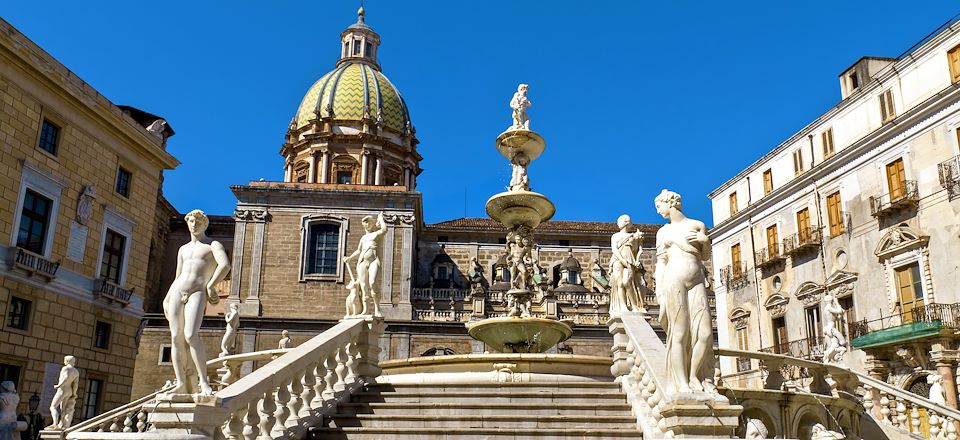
(465, 84, 572, 353)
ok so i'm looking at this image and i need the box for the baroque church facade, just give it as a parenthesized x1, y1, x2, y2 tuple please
(132, 9, 713, 397)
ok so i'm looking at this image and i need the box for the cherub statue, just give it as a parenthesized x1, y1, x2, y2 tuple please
(509, 84, 531, 130)
(344, 213, 388, 317)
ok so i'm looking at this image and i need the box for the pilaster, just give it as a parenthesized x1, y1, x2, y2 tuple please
(238, 209, 270, 317)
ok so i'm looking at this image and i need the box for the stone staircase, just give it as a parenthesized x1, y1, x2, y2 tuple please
(309, 381, 642, 439)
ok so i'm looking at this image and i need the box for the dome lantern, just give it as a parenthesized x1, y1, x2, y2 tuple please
(338, 6, 381, 69)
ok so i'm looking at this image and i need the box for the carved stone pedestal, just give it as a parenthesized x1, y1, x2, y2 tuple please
(145, 397, 228, 439)
(657, 398, 742, 438)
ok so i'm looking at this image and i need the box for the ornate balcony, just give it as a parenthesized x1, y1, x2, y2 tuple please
(760, 336, 823, 361)
(736, 357, 752, 373)
(8, 246, 59, 280)
(93, 278, 134, 306)
(411, 288, 469, 302)
(869, 180, 919, 218)
(783, 227, 823, 257)
(754, 244, 786, 270)
(720, 264, 750, 290)
(939, 155, 960, 200)
(850, 302, 960, 349)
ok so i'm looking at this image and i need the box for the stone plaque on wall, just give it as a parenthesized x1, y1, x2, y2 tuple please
(67, 221, 88, 262)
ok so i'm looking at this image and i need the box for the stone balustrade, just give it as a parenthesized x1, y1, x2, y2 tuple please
(609, 313, 669, 438)
(861, 375, 959, 439)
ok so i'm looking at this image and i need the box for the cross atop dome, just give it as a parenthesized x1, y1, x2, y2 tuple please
(338, 5, 381, 69)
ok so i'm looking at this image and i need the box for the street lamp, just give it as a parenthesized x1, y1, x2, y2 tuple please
(27, 392, 41, 440)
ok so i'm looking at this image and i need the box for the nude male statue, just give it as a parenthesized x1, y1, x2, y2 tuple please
(509, 84, 531, 130)
(163, 210, 231, 396)
(345, 213, 388, 317)
(47, 355, 79, 430)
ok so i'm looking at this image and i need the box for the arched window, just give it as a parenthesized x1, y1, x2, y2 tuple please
(384, 165, 403, 187)
(421, 347, 456, 357)
(332, 155, 359, 184)
(294, 161, 309, 183)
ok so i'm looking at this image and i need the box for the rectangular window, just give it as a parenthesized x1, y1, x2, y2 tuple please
(826, 192, 843, 237)
(766, 225, 779, 257)
(306, 223, 340, 275)
(880, 89, 896, 123)
(896, 263, 924, 323)
(849, 72, 859, 90)
(839, 296, 854, 339)
(436, 266, 449, 280)
(567, 271, 577, 284)
(792, 149, 804, 175)
(115, 167, 132, 197)
(6, 297, 31, 330)
(772, 317, 788, 354)
(353, 39, 361, 55)
(730, 243, 742, 278)
(38, 119, 60, 155)
(796, 208, 811, 244)
(729, 192, 738, 215)
(821, 128, 835, 158)
(762, 169, 773, 195)
(886, 158, 907, 201)
(82, 378, 104, 420)
(336, 171, 352, 184)
(93, 321, 111, 349)
(0, 363, 21, 389)
(99, 229, 126, 284)
(949, 44, 960, 83)
(806, 306, 822, 344)
(17, 189, 53, 254)
(736, 327, 748, 351)
(159, 345, 172, 364)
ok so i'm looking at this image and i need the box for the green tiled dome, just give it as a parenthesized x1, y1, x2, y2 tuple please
(293, 62, 410, 133)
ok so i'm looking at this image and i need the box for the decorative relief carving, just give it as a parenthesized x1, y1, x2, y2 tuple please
(795, 282, 824, 307)
(825, 270, 858, 299)
(731, 307, 751, 330)
(234, 209, 271, 222)
(763, 293, 789, 319)
(382, 213, 415, 225)
(875, 224, 929, 260)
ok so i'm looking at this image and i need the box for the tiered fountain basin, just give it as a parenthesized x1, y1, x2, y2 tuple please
(466, 316, 572, 353)
(495, 129, 545, 162)
(485, 191, 555, 229)
(377, 352, 611, 384)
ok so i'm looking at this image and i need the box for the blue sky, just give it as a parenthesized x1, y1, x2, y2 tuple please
(4, 2, 958, 225)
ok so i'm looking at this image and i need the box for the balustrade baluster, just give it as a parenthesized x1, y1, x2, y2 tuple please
(931, 412, 941, 439)
(346, 340, 361, 384)
(862, 385, 874, 417)
(949, 417, 958, 440)
(242, 400, 260, 440)
(287, 371, 305, 427)
(109, 415, 123, 432)
(122, 412, 134, 432)
(879, 393, 891, 425)
(910, 404, 920, 434)
(257, 390, 278, 440)
(223, 408, 245, 440)
(273, 380, 291, 439)
(136, 409, 147, 432)
(313, 360, 329, 407)
(334, 345, 349, 393)
(323, 353, 339, 400)
(896, 400, 908, 428)
(300, 365, 316, 416)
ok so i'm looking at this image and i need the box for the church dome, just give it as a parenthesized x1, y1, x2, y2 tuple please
(292, 62, 410, 133)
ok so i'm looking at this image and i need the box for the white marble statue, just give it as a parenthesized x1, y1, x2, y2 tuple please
(278, 330, 293, 349)
(654, 189, 716, 397)
(146, 119, 167, 139)
(163, 210, 231, 396)
(344, 212, 388, 317)
(744, 418, 769, 439)
(821, 292, 847, 364)
(810, 423, 844, 439)
(509, 152, 530, 192)
(608, 214, 644, 316)
(929, 373, 947, 406)
(47, 355, 79, 430)
(509, 84, 531, 130)
(219, 303, 240, 357)
(0, 381, 24, 440)
(75, 185, 96, 226)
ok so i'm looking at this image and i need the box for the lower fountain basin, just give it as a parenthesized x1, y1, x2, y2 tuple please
(485, 191, 555, 229)
(466, 317, 573, 353)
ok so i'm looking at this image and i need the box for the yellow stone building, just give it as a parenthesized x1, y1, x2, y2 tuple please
(0, 17, 178, 419)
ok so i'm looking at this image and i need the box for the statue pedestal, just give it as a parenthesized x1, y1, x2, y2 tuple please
(145, 398, 229, 438)
(657, 397, 742, 438)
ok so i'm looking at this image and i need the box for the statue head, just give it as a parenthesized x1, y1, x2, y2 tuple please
(810, 423, 826, 434)
(655, 189, 682, 218)
(617, 214, 631, 229)
(0, 381, 14, 394)
(928, 373, 943, 386)
(744, 418, 768, 439)
(185, 209, 210, 236)
(230, 303, 239, 311)
(64, 355, 76, 367)
(281, 330, 289, 338)
(361, 215, 376, 232)
(517, 84, 528, 95)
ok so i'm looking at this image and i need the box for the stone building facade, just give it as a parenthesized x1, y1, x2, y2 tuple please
(131, 10, 716, 397)
(709, 16, 960, 413)
(0, 18, 178, 419)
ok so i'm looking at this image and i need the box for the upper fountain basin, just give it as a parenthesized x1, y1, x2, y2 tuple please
(496, 129, 545, 162)
(485, 190, 556, 229)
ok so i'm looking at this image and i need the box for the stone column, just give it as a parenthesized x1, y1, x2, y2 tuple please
(320, 150, 330, 183)
(307, 152, 318, 183)
(240, 209, 270, 317)
(865, 356, 887, 419)
(360, 152, 369, 185)
(374, 155, 383, 186)
(404, 168, 412, 190)
(284, 162, 292, 182)
(940, 361, 959, 409)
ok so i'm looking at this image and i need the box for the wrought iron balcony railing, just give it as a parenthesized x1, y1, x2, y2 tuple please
(939, 155, 960, 200)
(93, 278, 134, 306)
(755, 244, 786, 270)
(783, 227, 823, 257)
(736, 357, 752, 372)
(849, 302, 960, 341)
(720, 264, 750, 290)
(8, 246, 59, 279)
(759, 336, 824, 361)
(869, 180, 919, 217)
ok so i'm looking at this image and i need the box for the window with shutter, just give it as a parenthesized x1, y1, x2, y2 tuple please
(762, 169, 773, 195)
(880, 89, 896, 123)
(796, 208, 811, 244)
(793, 149, 804, 176)
(766, 225, 779, 257)
(730, 244, 742, 278)
(729, 192, 738, 215)
(821, 128, 835, 158)
(949, 44, 960, 83)
(886, 158, 906, 201)
(826, 192, 843, 237)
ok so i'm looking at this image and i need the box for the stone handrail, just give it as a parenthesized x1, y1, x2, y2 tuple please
(174, 316, 384, 439)
(609, 312, 668, 439)
(718, 348, 960, 439)
(57, 349, 293, 437)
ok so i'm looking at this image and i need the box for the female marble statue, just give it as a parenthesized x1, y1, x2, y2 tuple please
(810, 423, 844, 439)
(654, 189, 715, 396)
(220, 303, 240, 357)
(345, 213, 388, 317)
(608, 214, 644, 316)
(0, 381, 21, 440)
(821, 292, 847, 363)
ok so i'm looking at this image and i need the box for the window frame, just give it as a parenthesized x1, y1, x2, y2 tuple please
(821, 128, 835, 158)
(5, 296, 32, 332)
(299, 214, 349, 282)
(158, 345, 173, 365)
(11, 163, 62, 258)
(948, 44, 960, 83)
(728, 191, 738, 216)
(762, 169, 773, 195)
(17, 188, 54, 255)
(37, 118, 62, 156)
(82, 376, 105, 421)
(826, 191, 844, 237)
(93, 320, 112, 350)
(94, 209, 134, 286)
(99, 229, 127, 284)
(879, 89, 897, 124)
(114, 166, 132, 198)
(792, 149, 804, 176)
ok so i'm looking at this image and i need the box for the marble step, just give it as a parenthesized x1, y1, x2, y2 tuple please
(327, 413, 637, 429)
(348, 390, 628, 404)
(334, 401, 634, 416)
(308, 426, 643, 440)
(365, 381, 620, 394)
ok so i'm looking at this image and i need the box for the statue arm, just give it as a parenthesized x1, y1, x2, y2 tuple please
(174, 247, 184, 279)
(654, 231, 666, 294)
(611, 236, 632, 268)
(206, 241, 231, 302)
(375, 213, 388, 238)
